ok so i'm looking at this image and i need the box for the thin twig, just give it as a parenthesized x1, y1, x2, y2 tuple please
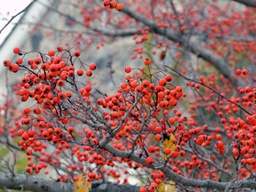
(0, 0, 36, 34)
(165, 65, 252, 115)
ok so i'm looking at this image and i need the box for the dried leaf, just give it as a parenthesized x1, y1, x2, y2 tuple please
(73, 173, 92, 192)
(160, 50, 167, 61)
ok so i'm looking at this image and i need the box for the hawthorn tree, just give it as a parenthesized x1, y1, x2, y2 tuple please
(0, 0, 256, 192)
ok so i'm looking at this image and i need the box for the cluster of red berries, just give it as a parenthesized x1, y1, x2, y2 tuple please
(103, 0, 123, 11)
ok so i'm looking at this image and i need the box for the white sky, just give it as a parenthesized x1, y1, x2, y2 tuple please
(0, 0, 32, 44)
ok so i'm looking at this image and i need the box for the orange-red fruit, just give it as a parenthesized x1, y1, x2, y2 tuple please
(86, 70, 92, 76)
(236, 69, 242, 75)
(10, 64, 20, 73)
(48, 49, 55, 56)
(139, 187, 147, 192)
(110, 1, 117, 8)
(144, 58, 151, 66)
(125, 66, 131, 73)
(73, 176, 79, 182)
(116, 4, 123, 11)
(89, 63, 96, 70)
(165, 75, 172, 82)
(16, 58, 23, 65)
(77, 69, 84, 76)
(103, 0, 110, 6)
(145, 157, 153, 164)
(155, 134, 162, 141)
(13, 47, 20, 54)
(57, 46, 63, 52)
(164, 148, 172, 155)
(73, 50, 81, 57)
(3, 60, 11, 67)
(171, 151, 179, 158)
(242, 69, 248, 76)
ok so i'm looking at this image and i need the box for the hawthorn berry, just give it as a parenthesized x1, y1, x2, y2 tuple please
(3, 60, 11, 67)
(10, 64, 20, 73)
(242, 69, 248, 76)
(57, 46, 63, 52)
(73, 50, 81, 57)
(236, 69, 242, 75)
(13, 47, 20, 54)
(103, 0, 110, 6)
(125, 66, 131, 73)
(48, 49, 55, 56)
(16, 58, 23, 65)
(116, 4, 123, 11)
(110, 1, 117, 8)
(144, 58, 151, 66)
(164, 148, 172, 155)
(86, 70, 92, 76)
(171, 151, 179, 158)
(139, 187, 147, 192)
(145, 156, 153, 164)
(89, 63, 96, 70)
(77, 69, 84, 76)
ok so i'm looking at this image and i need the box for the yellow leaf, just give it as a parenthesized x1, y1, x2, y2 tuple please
(156, 182, 165, 192)
(162, 133, 175, 150)
(155, 181, 176, 192)
(160, 134, 176, 192)
(162, 133, 176, 161)
(73, 173, 92, 192)
(166, 181, 176, 192)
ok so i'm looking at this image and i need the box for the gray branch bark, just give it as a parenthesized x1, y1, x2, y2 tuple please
(233, 0, 256, 7)
(0, 173, 73, 192)
(0, 173, 140, 192)
(101, 143, 256, 191)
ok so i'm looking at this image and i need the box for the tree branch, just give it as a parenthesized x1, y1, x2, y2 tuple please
(0, 174, 73, 192)
(232, 0, 256, 7)
(0, 173, 140, 192)
(119, 7, 244, 88)
(0, 0, 36, 34)
(102, 143, 256, 190)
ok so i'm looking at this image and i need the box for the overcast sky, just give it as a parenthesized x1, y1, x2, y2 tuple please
(0, 0, 32, 44)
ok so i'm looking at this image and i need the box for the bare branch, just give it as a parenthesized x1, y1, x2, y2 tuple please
(102, 142, 256, 190)
(0, 0, 36, 34)
(232, 0, 256, 7)
(0, 173, 73, 192)
(120, 7, 244, 88)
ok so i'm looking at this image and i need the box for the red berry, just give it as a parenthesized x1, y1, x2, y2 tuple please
(164, 148, 172, 155)
(89, 63, 96, 70)
(144, 58, 151, 66)
(116, 3, 123, 11)
(236, 69, 242, 76)
(103, 0, 110, 6)
(13, 47, 20, 54)
(73, 50, 81, 57)
(86, 70, 92, 76)
(57, 46, 63, 52)
(145, 156, 153, 164)
(125, 66, 131, 73)
(139, 187, 147, 192)
(48, 49, 55, 56)
(77, 69, 84, 76)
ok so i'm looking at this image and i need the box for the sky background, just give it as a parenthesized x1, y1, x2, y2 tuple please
(0, 0, 32, 44)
